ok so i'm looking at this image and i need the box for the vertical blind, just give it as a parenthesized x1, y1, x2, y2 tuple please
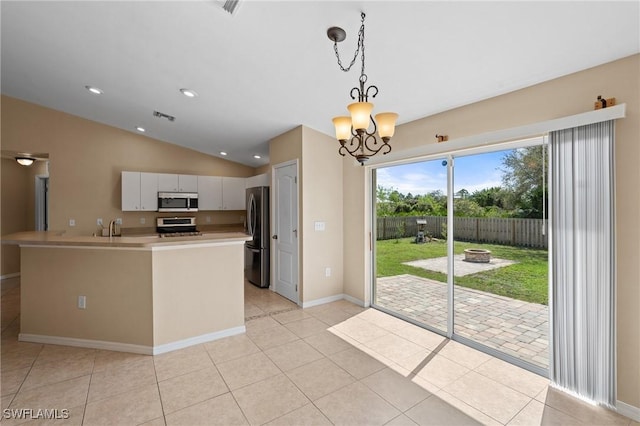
(549, 120, 616, 406)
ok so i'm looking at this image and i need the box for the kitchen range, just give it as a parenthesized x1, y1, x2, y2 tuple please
(156, 216, 202, 237)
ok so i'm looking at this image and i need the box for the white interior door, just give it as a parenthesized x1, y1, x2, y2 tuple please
(273, 162, 299, 303)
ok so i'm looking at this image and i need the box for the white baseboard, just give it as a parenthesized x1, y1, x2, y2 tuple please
(301, 293, 367, 309)
(343, 294, 366, 307)
(19, 333, 153, 355)
(151, 326, 246, 355)
(302, 294, 344, 308)
(616, 400, 640, 422)
(19, 325, 246, 356)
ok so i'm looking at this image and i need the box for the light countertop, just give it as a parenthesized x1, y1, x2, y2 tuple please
(1, 230, 251, 248)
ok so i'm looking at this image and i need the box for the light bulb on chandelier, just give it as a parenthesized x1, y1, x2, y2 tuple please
(327, 12, 398, 165)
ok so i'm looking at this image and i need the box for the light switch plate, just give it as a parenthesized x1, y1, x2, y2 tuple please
(69, 219, 76, 227)
(314, 221, 325, 231)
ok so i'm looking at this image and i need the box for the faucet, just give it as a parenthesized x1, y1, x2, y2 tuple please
(108, 220, 117, 237)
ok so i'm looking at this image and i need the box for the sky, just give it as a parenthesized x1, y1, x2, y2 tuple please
(376, 150, 510, 196)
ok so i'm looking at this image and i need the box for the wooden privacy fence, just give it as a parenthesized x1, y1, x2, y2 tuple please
(377, 216, 548, 248)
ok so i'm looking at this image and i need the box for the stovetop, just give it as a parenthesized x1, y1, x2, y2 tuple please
(158, 231, 203, 238)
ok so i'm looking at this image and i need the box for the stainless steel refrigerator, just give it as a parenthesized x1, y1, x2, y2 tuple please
(245, 186, 270, 288)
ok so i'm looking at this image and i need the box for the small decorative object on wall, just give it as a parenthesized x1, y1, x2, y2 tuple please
(436, 134, 449, 143)
(594, 95, 616, 110)
(328, 12, 398, 165)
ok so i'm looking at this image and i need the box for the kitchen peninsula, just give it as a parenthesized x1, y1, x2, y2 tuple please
(2, 231, 251, 355)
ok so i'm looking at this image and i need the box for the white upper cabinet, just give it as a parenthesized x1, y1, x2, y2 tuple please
(222, 177, 246, 210)
(246, 173, 270, 188)
(140, 172, 159, 211)
(123, 171, 245, 212)
(158, 174, 198, 192)
(122, 171, 141, 211)
(197, 176, 223, 210)
(122, 171, 158, 211)
(178, 174, 198, 192)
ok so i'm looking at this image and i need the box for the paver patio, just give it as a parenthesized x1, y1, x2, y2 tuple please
(376, 274, 549, 369)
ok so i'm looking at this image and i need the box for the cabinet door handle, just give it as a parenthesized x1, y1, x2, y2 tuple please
(272, 235, 278, 239)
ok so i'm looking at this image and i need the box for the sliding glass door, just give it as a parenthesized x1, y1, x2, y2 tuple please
(372, 139, 549, 373)
(452, 148, 549, 372)
(373, 158, 449, 335)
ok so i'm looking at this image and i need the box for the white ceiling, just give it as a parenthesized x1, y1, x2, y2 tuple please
(2, 1, 639, 167)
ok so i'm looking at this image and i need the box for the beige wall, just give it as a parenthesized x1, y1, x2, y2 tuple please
(20, 247, 154, 346)
(152, 244, 245, 345)
(268, 125, 345, 304)
(19, 242, 245, 349)
(301, 126, 344, 302)
(342, 54, 640, 407)
(1, 158, 30, 275)
(0, 159, 48, 275)
(0, 96, 254, 244)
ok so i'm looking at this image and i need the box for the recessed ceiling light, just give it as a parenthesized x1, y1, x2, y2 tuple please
(85, 85, 103, 95)
(220, 151, 227, 156)
(180, 88, 198, 98)
(136, 126, 146, 132)
(253, 155, 261, 159)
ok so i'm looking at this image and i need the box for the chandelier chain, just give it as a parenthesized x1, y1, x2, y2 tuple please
(332, 12, 366, 78)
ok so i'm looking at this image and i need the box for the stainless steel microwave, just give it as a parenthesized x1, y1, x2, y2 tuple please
(157, 192, 198, 212)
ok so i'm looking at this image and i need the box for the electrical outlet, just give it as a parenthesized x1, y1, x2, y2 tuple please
(140, 217, 146, 225)
(97, 218, 103, 226)
(325, 267, 331, 277)
(206, 216, 212, 223)
(116, 218, 122, 225)
(78, 295, 86, 309)
(69, 219, 76, 227)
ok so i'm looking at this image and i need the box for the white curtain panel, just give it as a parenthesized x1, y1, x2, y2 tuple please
(549, 120, 615, 406)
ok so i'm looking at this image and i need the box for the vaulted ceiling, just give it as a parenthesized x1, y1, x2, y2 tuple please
(2, 1, 638, 167)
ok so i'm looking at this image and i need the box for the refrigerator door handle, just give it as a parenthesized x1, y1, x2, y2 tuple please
(248, 193, 255, 236)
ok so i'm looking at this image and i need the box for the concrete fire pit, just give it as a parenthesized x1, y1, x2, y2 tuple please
(464, 248, 492, 263)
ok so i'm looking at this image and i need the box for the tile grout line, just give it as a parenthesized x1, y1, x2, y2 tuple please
(202, 344, 252, 426)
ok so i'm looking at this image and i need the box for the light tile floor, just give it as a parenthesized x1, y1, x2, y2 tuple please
(0, 278, 635, 425)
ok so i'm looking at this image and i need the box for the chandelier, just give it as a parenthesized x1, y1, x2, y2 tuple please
(328, 12, 398, 165)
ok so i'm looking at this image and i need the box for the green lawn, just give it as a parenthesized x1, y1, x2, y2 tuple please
(376, 238, 548, 305)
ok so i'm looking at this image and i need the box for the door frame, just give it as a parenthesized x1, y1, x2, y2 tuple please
(35, 174, 49, 231)
(270, 159, 301, 304)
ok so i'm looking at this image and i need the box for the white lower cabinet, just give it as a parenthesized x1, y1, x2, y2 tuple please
(122, 171, 158, 211)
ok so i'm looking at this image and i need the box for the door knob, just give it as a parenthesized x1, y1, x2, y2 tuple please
(272, 235, 278, 239)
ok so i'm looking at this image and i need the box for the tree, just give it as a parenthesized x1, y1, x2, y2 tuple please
(376, 185, 395, 217)
(501, 146, 548, 218)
